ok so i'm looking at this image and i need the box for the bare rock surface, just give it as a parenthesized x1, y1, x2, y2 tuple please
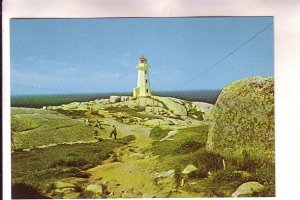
(232, 181, 265, 197)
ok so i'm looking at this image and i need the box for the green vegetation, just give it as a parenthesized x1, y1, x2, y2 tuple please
(12, 135, 136, 189)
(56, 109, 87, 118)
(151, 125, 208, 156)
(188, 109, 204, 120)
(11, 90, 275, 198)
(104, 105, 159, 119)
(11, 108, 95, 149)
(149, 124, 275, 197)
(149, 126, 169, 140)
(12, 183, 50, 199)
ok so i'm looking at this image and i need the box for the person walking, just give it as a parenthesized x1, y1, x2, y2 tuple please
(95, 119, 103, 129)
(110, 125, 117, 140)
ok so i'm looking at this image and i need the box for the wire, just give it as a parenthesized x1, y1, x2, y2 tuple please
(11, 82, 75, 94)
(178, 22, 273, 89)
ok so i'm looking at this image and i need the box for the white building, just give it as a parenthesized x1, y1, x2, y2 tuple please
(133, 55, 151, 98)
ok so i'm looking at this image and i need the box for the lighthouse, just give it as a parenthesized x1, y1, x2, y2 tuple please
(133, 55, 151, 98)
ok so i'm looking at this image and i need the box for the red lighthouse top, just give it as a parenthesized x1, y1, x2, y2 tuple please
(139, 55, 147, 63)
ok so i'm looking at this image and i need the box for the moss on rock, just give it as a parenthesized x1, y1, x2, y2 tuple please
(206, 77, 274, 162)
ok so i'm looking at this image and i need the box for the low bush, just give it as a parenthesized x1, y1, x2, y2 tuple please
(151, 125, 209, 156)
(56, 109, 87, 118)
(188, 168, 208, 179)
(188, 109, 204, 120)
(212, 170, 246, 185)
(149, 126, 169, 140)
(12, 182, 50, 199)
(63, 167, 91, 178)
(12, 135, 136, 189)
(194, 151, 224, 172)
(174, 166, 182, 189)
(176, 141, 205, 154)
(50, 158, 89, 168)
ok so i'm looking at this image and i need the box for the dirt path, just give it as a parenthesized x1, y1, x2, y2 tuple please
(55, 120, 170, 198)
(86, 123, 162, 198)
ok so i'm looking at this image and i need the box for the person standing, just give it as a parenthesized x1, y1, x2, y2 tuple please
(110, 125, 117, 140)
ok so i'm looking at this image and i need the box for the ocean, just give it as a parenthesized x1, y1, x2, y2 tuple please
(11, 90, 222, 108)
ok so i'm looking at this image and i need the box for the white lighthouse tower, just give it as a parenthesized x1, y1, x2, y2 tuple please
(133, 55, 151, 98)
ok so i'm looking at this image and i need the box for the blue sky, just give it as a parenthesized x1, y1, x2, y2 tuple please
(10, 17, 273, 95)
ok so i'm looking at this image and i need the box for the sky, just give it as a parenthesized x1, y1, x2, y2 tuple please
(10, 17, 274, 95)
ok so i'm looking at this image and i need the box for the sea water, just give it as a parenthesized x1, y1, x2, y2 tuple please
(11, 90, 221, 108)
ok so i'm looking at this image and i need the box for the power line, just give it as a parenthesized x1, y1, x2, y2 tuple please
(178, 22, 273, 89)
(11, 82, 75, 93)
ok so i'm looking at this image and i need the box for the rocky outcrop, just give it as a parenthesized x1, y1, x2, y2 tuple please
(206, 77, 274, 161)
(45, 95, 211, 128)
(136, 97, 164, 107)
(121, 96, 132, 102)
(110, 96, 121, 103)
(85, 184, 104, 197)
(153, 96, 187, 116)
(160, 130, 178, 142)
(55, 181, 75, 189)
(192, 102, 213, 112)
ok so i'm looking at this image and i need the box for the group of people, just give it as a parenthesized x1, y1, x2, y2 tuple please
(86, 119, 117, 141)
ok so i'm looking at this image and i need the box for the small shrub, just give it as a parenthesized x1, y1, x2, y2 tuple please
(121, 135, 136, 143)
(212, 170, 245, 185)
(149, 126, 169, 140)
(174, 166, 182, 189)
(12, 182, 50, 199)
(176, 141, 205, 154)
(112, 153, 120, 162)
(56, 109, 86, 118)
(50, 158, 89, 168)
(188, 110, 204, 120)
(79, 190, 96, 198)
(64, 167, 91, 178)
(45, 182, 56, 193)
(188, 168, 208, 179)
(194, 151, 224, 172)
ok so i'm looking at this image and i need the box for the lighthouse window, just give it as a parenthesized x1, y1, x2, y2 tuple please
(146, 89, 149, 93)
(146, 79, 148, 83)
(145, 71, 147, 74)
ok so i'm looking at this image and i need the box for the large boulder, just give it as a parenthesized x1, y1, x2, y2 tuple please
(232, 181, 265, 197)
(86, 184, 104, 197)
(136, 97, 164, 107)
(206, 77, 274, 161)
(153, 96, 187, 116)
(110, 96, 121, 103)
(121, 96, 132, 102)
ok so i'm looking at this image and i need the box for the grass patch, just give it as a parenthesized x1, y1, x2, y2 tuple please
(56, 109, 87, 118)
(149, 126, 169, 140)
(150, 125, 208, 156)
(104, 105, 159, 119)
(12, 135, 136, 188)
(11, 108, 95, 149)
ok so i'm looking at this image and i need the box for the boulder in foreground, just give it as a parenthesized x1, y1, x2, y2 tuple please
(206, 77, 274, 162)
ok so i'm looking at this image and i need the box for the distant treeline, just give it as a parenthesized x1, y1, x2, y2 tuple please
(11, 90, 221, 108)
